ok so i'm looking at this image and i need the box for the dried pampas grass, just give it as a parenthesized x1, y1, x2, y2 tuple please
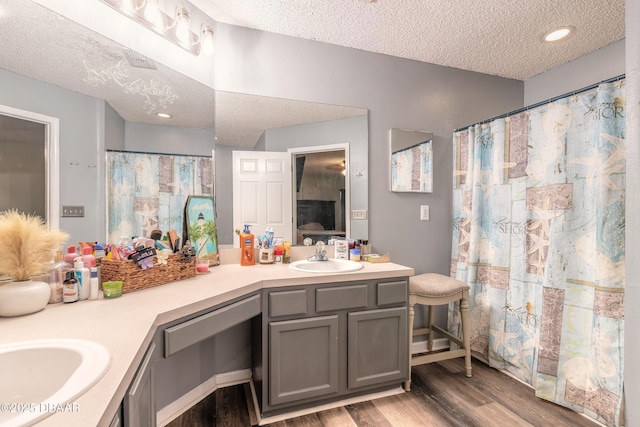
(0, 210, 69, 281)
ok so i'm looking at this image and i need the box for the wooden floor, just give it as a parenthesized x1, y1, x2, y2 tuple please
(168, 358, 599, 427)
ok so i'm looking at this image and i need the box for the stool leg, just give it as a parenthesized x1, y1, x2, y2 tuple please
(403, 302, 415, 391)
(460, 294, 472, 377)
(427, 305, 435, 352)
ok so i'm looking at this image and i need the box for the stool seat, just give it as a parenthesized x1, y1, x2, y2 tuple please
(403, 273, 472, 391)
(410, 273, 470, 298)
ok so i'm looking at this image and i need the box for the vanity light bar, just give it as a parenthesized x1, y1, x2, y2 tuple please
(100, 0, 202, 56)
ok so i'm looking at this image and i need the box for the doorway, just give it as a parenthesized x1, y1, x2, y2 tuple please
(0, 105, 59, 229)
(289, 143, 349, 245)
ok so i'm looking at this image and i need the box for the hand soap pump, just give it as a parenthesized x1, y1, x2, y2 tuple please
(240, 224, 255, 266)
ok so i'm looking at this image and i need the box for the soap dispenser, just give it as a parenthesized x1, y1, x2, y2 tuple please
(240, 224, 255, 266)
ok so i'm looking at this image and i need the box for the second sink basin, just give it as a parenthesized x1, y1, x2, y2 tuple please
(0, 338, 111, 427)
(289, 258, 364, 273)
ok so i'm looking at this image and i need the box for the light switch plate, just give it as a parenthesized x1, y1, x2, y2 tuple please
(420, 205, 430, 221)
(61, 205, 85, 217)
(351, 210, 368, 220)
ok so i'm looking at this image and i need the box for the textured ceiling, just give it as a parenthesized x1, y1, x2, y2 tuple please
(193, 0, 625, 80)
(0, 0, 626, 147)
(0, 0, 215, 129)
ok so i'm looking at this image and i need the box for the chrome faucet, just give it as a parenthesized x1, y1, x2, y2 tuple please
(308, 241, 328, 261)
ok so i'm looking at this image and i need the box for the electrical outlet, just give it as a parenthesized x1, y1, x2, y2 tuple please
(420, 205, 430, 221)
(351, 210, 368, 220)
(61, 205, 85, 217)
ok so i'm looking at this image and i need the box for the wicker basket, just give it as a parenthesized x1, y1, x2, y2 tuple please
(99, 253, 196, 294)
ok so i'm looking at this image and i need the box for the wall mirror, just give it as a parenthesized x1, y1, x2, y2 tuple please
(218, 91, 369, 246)
(389, 128, 433, 193)
(2, 0, 369, 246)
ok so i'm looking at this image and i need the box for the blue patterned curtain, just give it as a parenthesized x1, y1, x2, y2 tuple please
(107, 151, 213, 243)
(451, 80, 625, 426)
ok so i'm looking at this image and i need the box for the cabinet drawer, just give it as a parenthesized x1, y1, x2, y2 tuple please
(316, 285, 368, 312)
(269, 289, 307, 317)
(164, 294, 261, 357)
(377, 280, 407, 306)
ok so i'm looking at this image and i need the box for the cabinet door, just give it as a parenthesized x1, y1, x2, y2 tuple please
(269, 315, 339, 406)
(124, 342, 156, 427)
(348, 307, 408, 389)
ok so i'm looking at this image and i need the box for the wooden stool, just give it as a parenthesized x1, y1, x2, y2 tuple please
(403, 273, 471, 391)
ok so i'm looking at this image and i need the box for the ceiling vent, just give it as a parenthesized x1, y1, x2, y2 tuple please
(123, 49, 157, 70)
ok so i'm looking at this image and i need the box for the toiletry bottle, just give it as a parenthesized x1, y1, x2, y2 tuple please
(48, 250, 71, 303)
(74, 257, 90, 300)
(350, 247, 361, 262)
(283, 241, 291, 264)
(63, 245, 79, 264)
(63, 271, 79, 303)
(82, 246, 96, 268)
(89, 267, 99, 300)
(94, 244, 106, 260)
(240, 224, 255, 266)
(274, 246, 283, 263)
(334, 240, 349, 260)
(360, 240, 371, 256)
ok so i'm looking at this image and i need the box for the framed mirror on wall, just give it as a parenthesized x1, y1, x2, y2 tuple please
(389, 128, 433, 193)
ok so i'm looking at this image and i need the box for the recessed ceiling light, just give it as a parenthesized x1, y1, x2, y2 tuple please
(156, 112, 171, 118)
(543, 26, 575, 42)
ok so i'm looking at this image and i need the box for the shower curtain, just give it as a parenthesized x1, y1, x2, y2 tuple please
(107, 151, 213, 243)
(450, 80, 625, 426)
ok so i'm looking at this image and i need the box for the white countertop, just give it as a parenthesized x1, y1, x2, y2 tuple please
(0, 260, 414, 427)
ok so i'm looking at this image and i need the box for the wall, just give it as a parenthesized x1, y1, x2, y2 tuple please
(213, 144, 235, 246)
(213, 22, 524, 277)
(524, 40, 625, 105)
(124, 122, 213, 156)
(0, 68, 105, 245)
(104, 102, 125, 150)
(625, 0, 639, 424)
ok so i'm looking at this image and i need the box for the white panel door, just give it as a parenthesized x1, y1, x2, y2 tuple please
(232, 151, 292, 247)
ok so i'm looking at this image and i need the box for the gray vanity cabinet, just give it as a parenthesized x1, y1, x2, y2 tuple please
(257, 278, 409, 418)
(123, 342, 157, 427)
(120, 292, 261, 426)
(269, 315, 339, 405)
(347, 307, 407, 389)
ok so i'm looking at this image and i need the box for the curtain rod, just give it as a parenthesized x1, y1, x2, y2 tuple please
(106, 148, 212, 159)
(454, 73, 625, 133)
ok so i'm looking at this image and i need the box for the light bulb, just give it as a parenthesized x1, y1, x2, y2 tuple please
(543, 26, 575, 42)
(201, 23, 214, 56)
(175, 7, 190, 43)
(143, 0, 160, 25)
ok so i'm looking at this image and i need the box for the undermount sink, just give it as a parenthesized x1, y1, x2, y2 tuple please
(0, 338, 111, 427)
(289, 258, 364, 273)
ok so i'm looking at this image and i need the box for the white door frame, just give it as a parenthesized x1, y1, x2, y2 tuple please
(0, 104, 60, 230)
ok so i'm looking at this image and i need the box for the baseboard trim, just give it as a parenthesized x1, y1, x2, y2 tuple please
(254, 386, 405, 426)
(156, 369, 252, 427)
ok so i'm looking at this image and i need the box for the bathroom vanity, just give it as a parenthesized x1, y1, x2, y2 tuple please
(255, 279, 408, 419)
(0, 260, 413, 427)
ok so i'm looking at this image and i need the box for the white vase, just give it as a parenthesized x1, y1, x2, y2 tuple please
(0, 280, 51, 317)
